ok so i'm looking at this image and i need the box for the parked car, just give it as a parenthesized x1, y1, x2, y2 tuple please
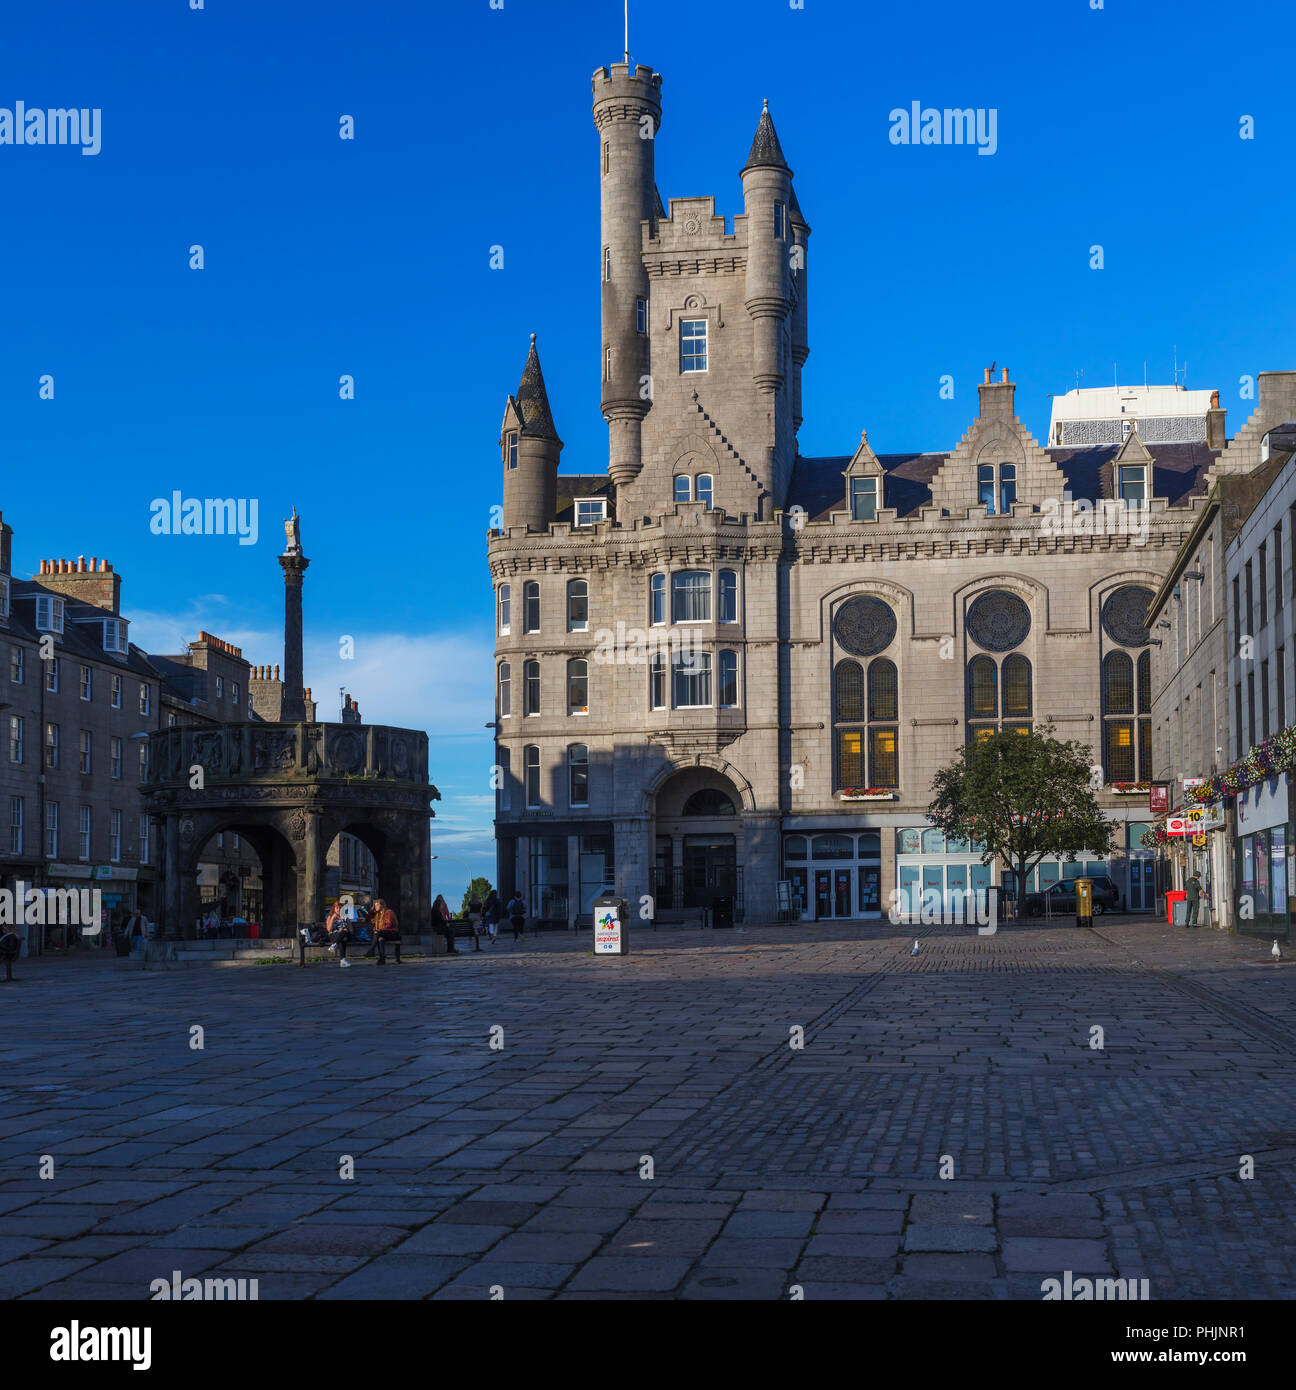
(1024, 876, 1122, 917)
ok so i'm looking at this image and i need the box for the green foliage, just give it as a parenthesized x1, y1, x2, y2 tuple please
(459, 876, 493, 915)
(928, 726, 1112, 904)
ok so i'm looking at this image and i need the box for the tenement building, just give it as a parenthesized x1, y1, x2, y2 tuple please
(487, 52, 1294, 926)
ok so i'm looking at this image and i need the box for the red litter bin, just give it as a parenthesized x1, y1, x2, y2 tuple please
(1165, 891, 1185, 926)
(247, 922, 260, 939)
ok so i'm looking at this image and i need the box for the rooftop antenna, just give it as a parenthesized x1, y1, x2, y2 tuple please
(624, 0, 629, 64)
(1075, 367, 1084, 390)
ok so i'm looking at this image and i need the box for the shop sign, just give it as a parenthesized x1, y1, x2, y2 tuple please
(1149, 783, 1171, 815)
(1237, 775, 1289, 836)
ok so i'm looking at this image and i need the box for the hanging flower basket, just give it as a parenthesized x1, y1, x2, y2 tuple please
(838, 787, 896, 801)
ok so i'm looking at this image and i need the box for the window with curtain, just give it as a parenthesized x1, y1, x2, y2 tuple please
(718, 571, 738, 623)
(672, 571, 712, 623)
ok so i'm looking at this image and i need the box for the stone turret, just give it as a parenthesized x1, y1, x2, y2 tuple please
(500, 334, 562, 530)
(741, 101, 793, 399)
(592, 61, 662, 490)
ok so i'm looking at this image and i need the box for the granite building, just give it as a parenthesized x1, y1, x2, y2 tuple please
(487, 51, 1291, 926)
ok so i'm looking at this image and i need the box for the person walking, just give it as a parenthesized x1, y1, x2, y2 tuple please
(432, 893, 458, 954)
(1184, 873, 1202, 928)
(507, 891, 526, 942)
(482, 890, 502, 947)
(468, 890, 483, 952)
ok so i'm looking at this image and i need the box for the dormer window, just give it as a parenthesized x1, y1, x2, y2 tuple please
(506, 433, 518, 470)
(977, 464, 1016, 515)
(0, 575, 8, 618)
(1118, 465, 1146, 504)
(574, 498, 607, 527)
(36, 594, 65, 634)
(850, 477, 878, 521)
(102, 618, 126, 653)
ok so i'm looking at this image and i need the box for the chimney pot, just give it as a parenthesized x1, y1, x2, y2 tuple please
(983, 368, 992, 384)
(1001, 368, 1009, 383)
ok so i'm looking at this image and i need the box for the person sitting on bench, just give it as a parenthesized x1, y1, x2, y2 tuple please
(324, 901, 353, 963)
(367, 899, 401, 964)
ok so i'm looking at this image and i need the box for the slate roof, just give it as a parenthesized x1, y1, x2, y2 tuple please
(555, 475, 614, 527)
(6, 579, 159, 679)
(788, 443, 1217, 522)
(742, 101, 790, 174)
(515, 334, 559, 442)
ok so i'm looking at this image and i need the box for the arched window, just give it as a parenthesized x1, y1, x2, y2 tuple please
(672, 571, 711, 623)
(567, 658, 589, 715)
(524, 660, 540, 716)
(649, 573, 666, 626)
(718, 650, 739, 708)
(834, 658, 898, 789)
(524, 745, 540, 808)
(567, 579, 588, 632)
(966, 653, 1032, 742)
(811, 834, 854, 859)
(835, 661, 863, 722)
(696, 474, 714, 509)
(523, 581, 540, 633)
(718, 570, 738, 623)
(673, 475, 692, 504)
(865, 658, 898, 786)
(1099, 586, 1155, 781)
(498, 584, 511, 634)
(498, 662, 511, 719)
(682, 788, 735, 816)
(568, 744, 589, 807)
(1102, 652, 1134, 715)
(977, 464, 996, 513)
(1002, 654, 1032, 721)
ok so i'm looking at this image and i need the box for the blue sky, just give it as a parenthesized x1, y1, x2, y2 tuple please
(2, 0, 1293, 901)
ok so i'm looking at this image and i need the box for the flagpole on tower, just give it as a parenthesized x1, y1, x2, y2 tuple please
(624, 0, 630, 64)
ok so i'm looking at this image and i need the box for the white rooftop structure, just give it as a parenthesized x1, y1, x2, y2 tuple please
(1048, 383, 1219, 448)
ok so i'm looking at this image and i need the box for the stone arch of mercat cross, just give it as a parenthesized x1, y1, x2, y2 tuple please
(141, 721, 438, 940)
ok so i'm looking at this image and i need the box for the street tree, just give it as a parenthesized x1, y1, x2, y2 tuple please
(927, 726, 1112, 914)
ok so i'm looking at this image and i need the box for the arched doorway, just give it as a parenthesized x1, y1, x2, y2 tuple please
(651, 767, 742, 915)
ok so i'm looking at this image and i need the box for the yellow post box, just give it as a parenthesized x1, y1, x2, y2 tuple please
(1075, 877, 1093, 928)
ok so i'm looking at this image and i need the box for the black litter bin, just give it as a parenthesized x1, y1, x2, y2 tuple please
(711, 896, 734, 929)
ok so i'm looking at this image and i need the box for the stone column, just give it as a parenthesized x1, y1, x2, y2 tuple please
(295, 809, 323, 927)
(163, 815, 181, 938)
(612, 814, 651, 917)
(279, 522, 309, 724)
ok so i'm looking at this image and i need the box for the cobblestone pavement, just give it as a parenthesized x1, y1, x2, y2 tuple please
(1, 917, 1293, 1300)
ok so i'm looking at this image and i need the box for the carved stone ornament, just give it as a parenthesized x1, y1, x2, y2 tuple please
(832, 596, 898, 658)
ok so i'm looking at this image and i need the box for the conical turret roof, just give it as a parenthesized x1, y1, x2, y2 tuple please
(515, 334, 559, 441)
(741, 99, 791, 175)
